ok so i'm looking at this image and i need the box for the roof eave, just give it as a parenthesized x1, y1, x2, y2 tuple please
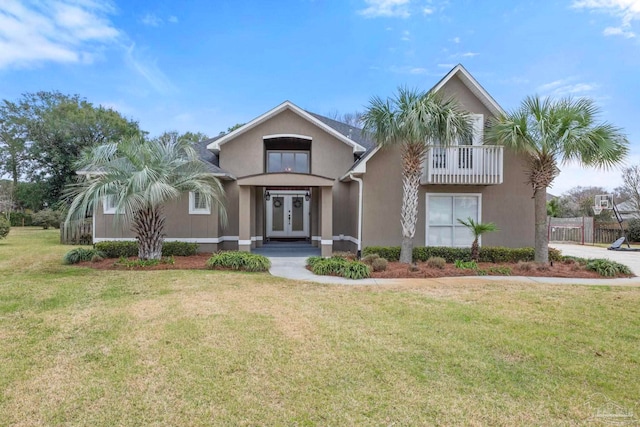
(207, 101, 367, 154)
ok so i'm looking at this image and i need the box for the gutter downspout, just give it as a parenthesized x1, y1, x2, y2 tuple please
(349, 173, 363, 258)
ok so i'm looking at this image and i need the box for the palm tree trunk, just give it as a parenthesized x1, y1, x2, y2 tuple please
(534, 187, 549, 263)
(399, 143, 427, 264)
(471, 239, 479, 262)
(132, 206, 165, 260)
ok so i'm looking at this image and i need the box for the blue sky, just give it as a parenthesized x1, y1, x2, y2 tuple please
(1, 0, 639, 195)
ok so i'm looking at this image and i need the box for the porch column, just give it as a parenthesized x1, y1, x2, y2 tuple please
(249, 186, 256, 249)
(255, 187, 264, 247)
(320, 186, 333, 257)
(238, 186, 252, 252)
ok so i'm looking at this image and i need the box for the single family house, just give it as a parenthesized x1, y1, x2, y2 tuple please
(92, 64, 535, 256)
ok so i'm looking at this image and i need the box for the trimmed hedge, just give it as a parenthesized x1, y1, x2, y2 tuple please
(95, 241, 137, 258)
(9, 212, 33, 227)
(95, 240, 199, 258)
(363, 246, 562, 263)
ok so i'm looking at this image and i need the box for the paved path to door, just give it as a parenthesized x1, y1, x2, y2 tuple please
(268, 255, 640, 286)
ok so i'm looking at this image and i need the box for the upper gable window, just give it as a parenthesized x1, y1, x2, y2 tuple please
(267, 151, 309, 173)
(264, 136, 312, 174)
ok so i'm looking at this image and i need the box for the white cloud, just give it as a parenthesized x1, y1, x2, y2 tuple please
(603, 25, 636, 36)
(451, 36, 461, 43)
(401, 30, 411, 41)
(437, 63, 456, 68)
(124, 44, 177, 95)
(461, 51, 479, 57)
(358, 0, 411, 18)
(423, 7, 434, 15)
(141, 13, 162, 27)
(572, 0, 640, 37)
(0, 0, 119, 68)
(537, 78, 598, 96)
(168, 15, 178, 23)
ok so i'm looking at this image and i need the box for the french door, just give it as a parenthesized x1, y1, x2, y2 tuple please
(266, 191, 309, 238)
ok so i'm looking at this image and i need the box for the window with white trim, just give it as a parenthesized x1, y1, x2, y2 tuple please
(103, 196, 118, 214)
(189, 191, 210, 214)
(266, 151, 309, 173)
(426, 194, 481, 247)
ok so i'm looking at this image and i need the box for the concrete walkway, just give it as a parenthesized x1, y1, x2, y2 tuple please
(268, 255, 640, 286)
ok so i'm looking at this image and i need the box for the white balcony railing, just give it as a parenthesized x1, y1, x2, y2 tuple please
(422, 145, 503, 185)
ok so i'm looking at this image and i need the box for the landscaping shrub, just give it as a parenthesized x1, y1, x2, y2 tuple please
(362, 246, 401, 261)
(363, 245, 562, 263)
(32, 209, 63, 229)
(306, 256, 324, 268)
(206, 251, 271, 272)
(311, 258, 348, 276)
(454, 260, 478, 270)
(371, 257, 388, 272)
(516, 261, 534, 272)
(342, 261, 371, 279)
(63, 248, 106, 264)
(95, 241, 200, 258)
(426, 256, 446, 269)
(586, 259, 632, 277)
(627, 218, 640, 243)
(9, 212, 33, 227)
(0, 216, 10, 239)
(161, 241, 198, 257)
(361, 254, 380, 265)
(332, 251, 357, 261)
(95, 241, 138, 258)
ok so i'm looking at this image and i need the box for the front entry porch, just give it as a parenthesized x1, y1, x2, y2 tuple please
(252, 240, 321, 257)
(236, 173, 335, 257)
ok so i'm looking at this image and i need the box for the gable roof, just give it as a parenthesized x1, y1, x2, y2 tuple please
(431, 64, 505, 117)
(342, 64, 505, 179)
(207, 101, 368, 154)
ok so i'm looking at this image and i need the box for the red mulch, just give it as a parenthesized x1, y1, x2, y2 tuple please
(79, 255, 633, 279)
(371, 261, 632, 279)
(78, 253, 213, 270)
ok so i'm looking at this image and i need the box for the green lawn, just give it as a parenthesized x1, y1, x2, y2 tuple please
(1, 228, 639, 426)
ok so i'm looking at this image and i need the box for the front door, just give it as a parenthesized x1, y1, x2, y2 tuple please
(266, 191, 309, 238)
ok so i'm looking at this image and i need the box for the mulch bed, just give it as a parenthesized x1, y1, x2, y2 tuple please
(78, 253, 213, 270)
(370, 261, 631, 279)
(78, 255, 633, 279)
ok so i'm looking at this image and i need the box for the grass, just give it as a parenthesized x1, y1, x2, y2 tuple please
(1, 228, 640, 425)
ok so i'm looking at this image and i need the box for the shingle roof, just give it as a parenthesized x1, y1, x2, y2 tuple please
(307, 112, 375, 151)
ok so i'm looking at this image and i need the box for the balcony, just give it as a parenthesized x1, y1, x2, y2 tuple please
(422, 145, 504, 185)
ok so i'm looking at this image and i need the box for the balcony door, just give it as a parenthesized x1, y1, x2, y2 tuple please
(431, 114, 484, 172)
(266, 191, 309, 238)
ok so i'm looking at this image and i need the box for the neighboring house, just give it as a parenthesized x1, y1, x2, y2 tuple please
(92, 64, 535, 256)
(614, 200, 639, 221)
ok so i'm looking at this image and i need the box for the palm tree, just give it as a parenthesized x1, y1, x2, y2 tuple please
(457, 217, 498, 262)
(362, 87, 473, 264)
(486, 96, 628, 263)
(65, 134, 226, 260)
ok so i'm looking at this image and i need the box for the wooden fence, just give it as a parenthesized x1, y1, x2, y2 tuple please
(60, 220, 93, 245)
(548, 217, 627, 245)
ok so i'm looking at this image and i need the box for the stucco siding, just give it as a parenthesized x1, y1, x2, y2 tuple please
(219, 109, 355, 179)
(94, 192, 221, 246)
(360, 144, 534, 249)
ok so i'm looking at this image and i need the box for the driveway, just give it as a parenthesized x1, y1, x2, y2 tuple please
(550, 243, 640, 276)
